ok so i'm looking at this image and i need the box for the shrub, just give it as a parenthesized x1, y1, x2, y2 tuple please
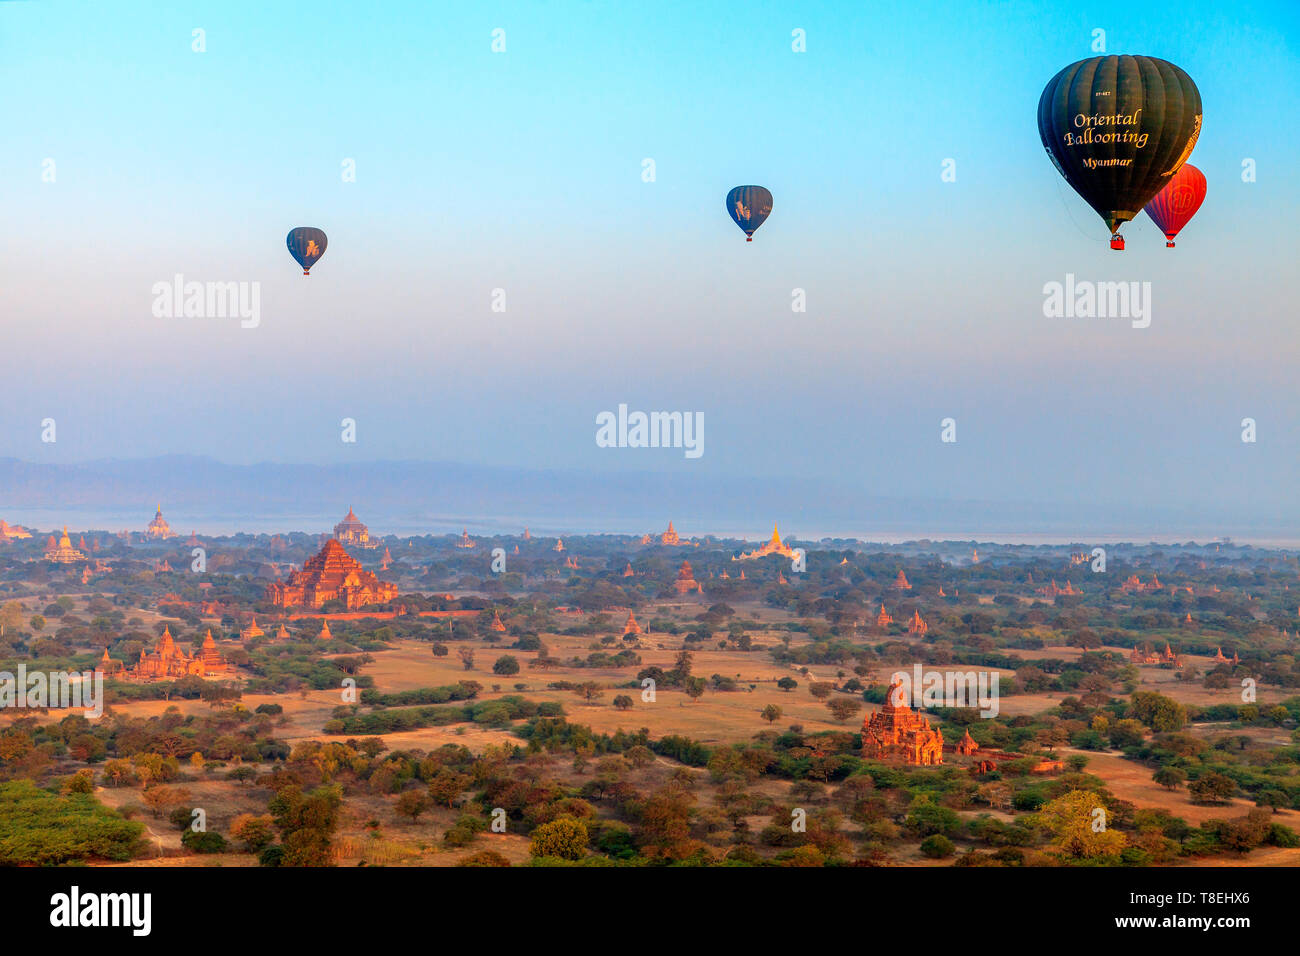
(529, 816, 588, 860)
(181, 830, 228, 854)
(920, 834, 955, 858)
(458, 850, 511, 867)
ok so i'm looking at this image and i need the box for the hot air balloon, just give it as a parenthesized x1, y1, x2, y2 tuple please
(725, 186, 773, 241)
(286, 227, 328, 275)
(1038, 55, 1201, 250)
(1144, 163, 1206, 247)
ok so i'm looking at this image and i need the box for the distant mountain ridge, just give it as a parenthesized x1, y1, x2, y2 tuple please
(0, 456, 1290, 542)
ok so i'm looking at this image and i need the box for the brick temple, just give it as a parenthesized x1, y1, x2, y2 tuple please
(334, 507, 379, 549)
(266, 539, 397, 610)
(861, 679, 944, 765)
(735, 523, 796, 561)
(145, 504, 174, 539)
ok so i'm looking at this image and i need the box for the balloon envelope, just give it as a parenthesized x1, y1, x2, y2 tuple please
(1144, 163, 1206, 246)
(1038, 56, 1201, 236)
(287, 227, 328, 274)
(726, 186, 773, 240)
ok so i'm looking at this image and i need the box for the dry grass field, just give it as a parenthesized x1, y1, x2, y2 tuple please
(9, 591, 1299, 866)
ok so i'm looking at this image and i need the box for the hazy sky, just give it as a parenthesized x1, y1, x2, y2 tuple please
(1, 1, 1296, 522)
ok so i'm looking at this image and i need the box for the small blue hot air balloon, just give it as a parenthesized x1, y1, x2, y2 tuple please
(725, 186, 773, 241)
(286, 227, 328, 275)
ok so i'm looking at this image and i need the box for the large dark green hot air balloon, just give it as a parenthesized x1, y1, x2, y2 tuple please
(726, 186, 773, 241)
(1038, 56, 1201, 250)
(286, 227, 328, 275)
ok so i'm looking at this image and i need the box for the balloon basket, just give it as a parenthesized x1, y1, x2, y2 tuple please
(1166, 241, 1175, 248)
(746, 236, 753, 242)
(1109, 236, 1125, 251)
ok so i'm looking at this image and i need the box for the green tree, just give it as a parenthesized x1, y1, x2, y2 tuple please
(904, 797, 961, 838)
(1188, 772, 1237, 806)
(267, 784, 343, 867)
(1256, 790, 1290, 814)
(231, 814, 275, 851)
(1036, 790, 1125, 860)
(684, 676, 707, 702)
(528, 815, 588, 860)
(395, 790, 431, 821)
(826, 698, 861, 723)
(920, 834, 955, 858)
(0, 601, 25, 637)
(1153, 767, 1186, 791)
(1128, 691, 1187, 732)
(428, 769, 470, 809)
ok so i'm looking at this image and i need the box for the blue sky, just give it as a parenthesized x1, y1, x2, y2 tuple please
(0, 0, 1296, 527)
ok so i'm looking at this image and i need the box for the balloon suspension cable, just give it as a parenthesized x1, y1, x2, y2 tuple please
(1052, 173, 1108, 243)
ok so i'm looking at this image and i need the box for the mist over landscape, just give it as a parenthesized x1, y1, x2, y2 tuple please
(0, 455, 1293, 544)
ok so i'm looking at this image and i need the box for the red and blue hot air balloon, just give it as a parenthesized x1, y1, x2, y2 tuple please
(1143, 164, 1206, 248)
(725, 186, 773, 241)
(286, 227, 328, 275)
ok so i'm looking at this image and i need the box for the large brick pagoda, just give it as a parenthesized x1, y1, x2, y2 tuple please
(266, 539, 397, 610)
(861, 679, 944, 766)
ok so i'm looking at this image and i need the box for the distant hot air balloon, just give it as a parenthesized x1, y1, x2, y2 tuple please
(726, 185, 773, 241)
(286, 227, 328, 275)
(1038, 56, 1201, 250)
(1144, 163, 1206, 247)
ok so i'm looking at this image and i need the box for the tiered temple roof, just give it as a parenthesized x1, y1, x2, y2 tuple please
(111, 626, 226, 681)
(673, 560, 701, 594)
(1037, 579, 1082, 597)
(145, 504, 174, 539)
(1121, 573, 1163, 593)
(266, 539, 397, 610)
(861, 680, 943, 766)
(44, 527, 86, 564)
(1130, 642, 1182, 668)
(334, 507, 378, 549)
(735, 523, 796, 561)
